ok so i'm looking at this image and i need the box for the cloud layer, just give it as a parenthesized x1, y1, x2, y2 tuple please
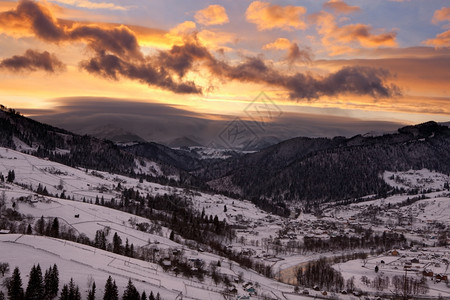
(0, 0, 400, 100)
(25, 97, 406, 145)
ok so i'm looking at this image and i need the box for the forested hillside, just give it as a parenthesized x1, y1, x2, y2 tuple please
(196, 121, 450, 204)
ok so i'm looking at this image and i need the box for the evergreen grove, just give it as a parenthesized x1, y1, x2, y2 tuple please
(2, 264, 162, 300)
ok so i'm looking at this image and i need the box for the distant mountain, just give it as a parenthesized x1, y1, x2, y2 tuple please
(0, 106, 197, 181)
(166, 136, 203, 148)
(88, 124, 146, 143)
(2, 104, 449, 207)
(119, 142, 203, 172)
(196, 121, 450, 204)
(0, 106, 139, 174)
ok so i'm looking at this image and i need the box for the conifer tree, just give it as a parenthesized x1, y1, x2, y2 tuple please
(44, 264, 59, 299)
(140, 291, 147, 300)
(59, 278, 80, 300)
(103, 276, 118, 300)
(59, 285, 69, 300)
(26, 264, 44, 300)
(112, 233, 122, 254)
(7, 267, 24, 300)
(35, 216, 46, 235)
(122, 279, 140, 300)
(148, 291, 155, 300)
(51, 218, 59, 238)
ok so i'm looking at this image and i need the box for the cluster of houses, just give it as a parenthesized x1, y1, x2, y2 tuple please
(383, 249, 450, 284)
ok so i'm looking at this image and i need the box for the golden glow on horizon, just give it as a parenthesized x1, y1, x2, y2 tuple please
(0, 0, 449, 127)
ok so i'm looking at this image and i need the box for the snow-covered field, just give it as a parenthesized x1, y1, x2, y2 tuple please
(0, 147, 299, 299)
(1, 146, 450, 299)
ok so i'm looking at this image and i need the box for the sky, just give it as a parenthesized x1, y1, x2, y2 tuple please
(0, 0, 449, 145)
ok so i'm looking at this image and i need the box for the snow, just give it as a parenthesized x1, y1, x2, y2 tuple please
(384, 169, 450, 192)
(2, 147, 450, 299)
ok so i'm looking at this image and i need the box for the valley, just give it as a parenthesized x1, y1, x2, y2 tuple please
(1, 145, 450, 299)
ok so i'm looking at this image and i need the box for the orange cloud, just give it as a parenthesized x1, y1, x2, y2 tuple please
(195, 4, 229, 26)
(48, 0, 127, 11)
(311, 11, 397, 55)
(197, 29, 236, 51)
(323, 0, 360, 15)
(263, 38, 291, 50)
(263, 38, 312, 65)
(424, 30, 450, 47)
(246, 1, 307, 31)
(432, 7, 450, 24)
(0, 0, 401, 101)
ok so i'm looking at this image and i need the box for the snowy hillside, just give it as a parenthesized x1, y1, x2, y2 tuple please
(1, 146, 450, 299)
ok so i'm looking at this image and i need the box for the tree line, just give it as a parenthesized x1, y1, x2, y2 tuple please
(1, 263, 162, 300)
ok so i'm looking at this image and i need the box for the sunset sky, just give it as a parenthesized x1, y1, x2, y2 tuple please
(0, 0, 449, 144)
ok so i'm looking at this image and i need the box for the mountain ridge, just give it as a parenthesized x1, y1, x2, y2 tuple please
(195, 121, 450, 205)
(1, 104, 449, 207)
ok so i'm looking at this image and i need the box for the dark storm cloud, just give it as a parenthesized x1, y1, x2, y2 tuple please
(1, 0, 141, 59)
(1, 0, 401, 99)
(154, 41, 400, 99)
(0, 49, 65, 72)
(80, 53, 201, 94)
(1, 0, 65, 42)
(69, 26, 143, 60)
(157, 41, 213, 78)
(0, 0, 199, 93)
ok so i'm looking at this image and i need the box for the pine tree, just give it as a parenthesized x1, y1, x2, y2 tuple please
(103, 276, 118, 300)
(26, 224, 32, 235)
(122, 279, 140, 300)
(35, 216, 46, 235)
(112, 233, 122, 254)
(26, 264, 44, 300)
(44, 268, 51, 299)
(130, 244, 134, 258)
(156, 292, 161, 300)
(60, 279, 80, 300)
(59, 285, 69, 300)
(7, 267, 24, 300)
(140, 291, 147, 300)
(51, 218, 59, 238)
(148, 292, 155, 300)
(68, 279, 81, 300)
(125, 238, 130, 257)
(51, 264, 59, 297)
(44, 264, 59, 299)
(87, 281, 96, 300)
(7, 170, 15, 183)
